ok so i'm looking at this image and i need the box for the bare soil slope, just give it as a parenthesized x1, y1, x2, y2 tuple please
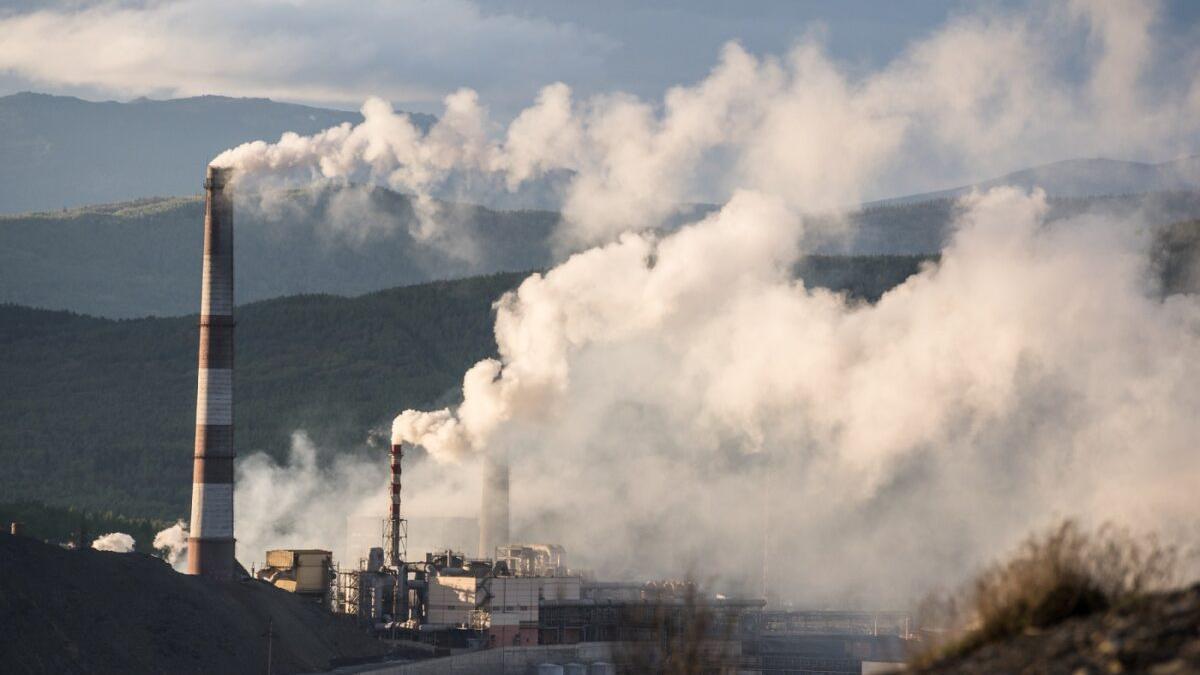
(918, 583, 1200, 674)
(0, 533, 389, 674)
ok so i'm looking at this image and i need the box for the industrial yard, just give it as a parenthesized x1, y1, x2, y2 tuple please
(0, 165, 918, 674)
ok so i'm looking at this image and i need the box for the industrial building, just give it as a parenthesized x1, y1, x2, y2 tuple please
(182, 164, 914, 673)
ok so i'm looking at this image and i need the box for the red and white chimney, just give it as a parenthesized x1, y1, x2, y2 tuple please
(188, 165, 236, 580)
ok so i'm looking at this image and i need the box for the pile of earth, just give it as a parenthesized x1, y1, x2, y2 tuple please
(0, 533, 393, 674)
(917, 583, 1200, 674)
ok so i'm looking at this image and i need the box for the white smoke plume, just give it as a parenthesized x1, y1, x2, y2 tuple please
(218, 0, 1200, 604)
(91, 532, 135, 553)
(231, 431, 482, 568)
(232, 432, 383, 568)
(392, 186, 1200, 604)
(153, 521, 189, 571)
(212, 1, 1200, 255)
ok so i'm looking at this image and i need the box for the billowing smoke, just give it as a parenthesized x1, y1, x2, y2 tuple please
(231, 432, 383, 568)
(391, 186, 1200, 604)
(211, 1, 1200, 256)
(92, 532, 135, 553)
(221, 0, 1200, 604)
(153, 521, 189, 571)
(230, 431, 480, 568)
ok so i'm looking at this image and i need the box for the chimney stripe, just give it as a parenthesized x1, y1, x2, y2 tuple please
(190, 483, 234, 538)
(195, 368, 233, 426)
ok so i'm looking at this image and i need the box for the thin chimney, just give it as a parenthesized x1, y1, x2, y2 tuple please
(479, 454, 510, 559)
(188, 165, 236, 580)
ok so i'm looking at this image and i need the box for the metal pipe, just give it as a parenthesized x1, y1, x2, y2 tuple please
(188, 164, 236, 580)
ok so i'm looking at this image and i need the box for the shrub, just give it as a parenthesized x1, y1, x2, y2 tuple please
(914, 519, 1176, 666)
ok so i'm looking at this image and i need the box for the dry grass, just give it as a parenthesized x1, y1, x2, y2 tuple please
(912, 519, 1176, 667)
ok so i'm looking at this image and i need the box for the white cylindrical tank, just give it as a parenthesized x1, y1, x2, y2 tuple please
(537, 664, 564, 675)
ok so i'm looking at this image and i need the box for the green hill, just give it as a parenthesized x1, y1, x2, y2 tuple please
(0, 273, 524, 518)
(1, 218, 1194, 521)
(0, 259, 938, 520)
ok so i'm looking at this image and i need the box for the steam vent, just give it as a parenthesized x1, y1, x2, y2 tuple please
(188, 165, 236, 580)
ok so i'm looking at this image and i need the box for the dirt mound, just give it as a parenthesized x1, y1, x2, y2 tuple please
(918, 583, 1200, 674)
(0, 533, 389, 674)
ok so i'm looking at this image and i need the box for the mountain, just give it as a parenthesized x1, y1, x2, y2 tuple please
(0, 92, 435, 214)
(2, 212, 1195, 521)
(873, 157, 1200, 206)
(4, 186, 1198, 319)
(0, 187, 557, 318)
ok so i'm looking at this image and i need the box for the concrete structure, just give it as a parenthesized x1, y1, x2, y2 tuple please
(479, 454, 509, 558)
(351, 642, 624, 674)
(257, 549, 332, 595)
(496, 544, 568, 577)
(188, 165, 236, 580)
(426, 574, 581, 636)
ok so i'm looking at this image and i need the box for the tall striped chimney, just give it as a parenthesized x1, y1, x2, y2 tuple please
(188, 165, 236, 580)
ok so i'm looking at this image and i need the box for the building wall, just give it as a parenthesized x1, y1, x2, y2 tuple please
(487, 578, 540, 623)
(539, 577, 581, 601)
(427, 576, 478, 626)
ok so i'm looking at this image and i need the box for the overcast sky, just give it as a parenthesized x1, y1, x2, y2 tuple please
(1, 0, 1195, 120)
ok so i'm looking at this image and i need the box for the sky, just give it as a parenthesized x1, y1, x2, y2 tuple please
(1, 0, 1195, 120)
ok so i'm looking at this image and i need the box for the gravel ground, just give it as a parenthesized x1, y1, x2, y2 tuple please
(918, 584, 1200, 675)
(0, 533, 390, 674)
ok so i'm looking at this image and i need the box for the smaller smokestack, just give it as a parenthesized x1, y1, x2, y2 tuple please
(387, 443, 404, 568)
(10, 522, 23, 537)
(479, 454, 510, 559)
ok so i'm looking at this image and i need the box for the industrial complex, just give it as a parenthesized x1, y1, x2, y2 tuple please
(185, 166, 914, 674)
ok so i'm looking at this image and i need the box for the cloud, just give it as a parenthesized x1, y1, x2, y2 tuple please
(213, 1, 1199, 255)
(0, 0, 615, 110)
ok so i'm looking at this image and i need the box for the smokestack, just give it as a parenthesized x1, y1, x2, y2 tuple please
(387, 443, 404, 568)
(479, 454, 509, 559)
(188, 165, 236, 580)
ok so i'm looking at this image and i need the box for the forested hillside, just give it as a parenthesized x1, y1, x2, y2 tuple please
(0, 273, 524, 518)
(0, 258, 939, 520)
(2, 219, 1195, 521)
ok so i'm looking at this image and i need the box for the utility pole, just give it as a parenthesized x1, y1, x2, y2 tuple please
(264, 618, 274, 675)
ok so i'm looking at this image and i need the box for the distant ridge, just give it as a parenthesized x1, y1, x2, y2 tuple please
(869, 156, 1200, 206)
(0, 92, 435, 214)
